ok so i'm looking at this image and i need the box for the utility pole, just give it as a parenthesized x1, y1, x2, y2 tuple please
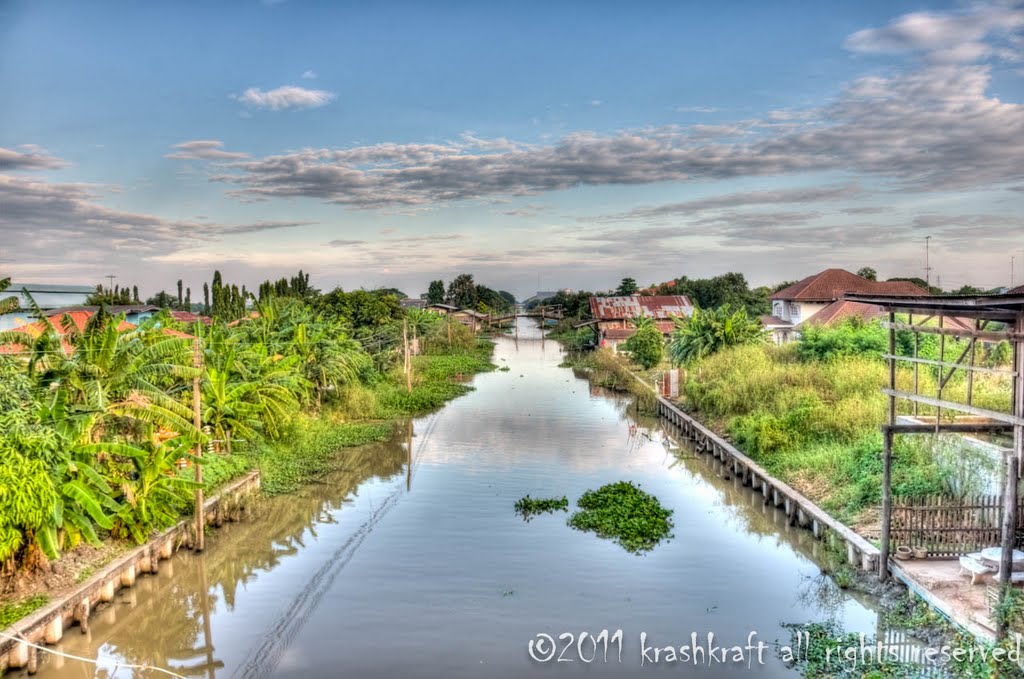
(193, 338, 205, 552)
(447, 314, 452, 347)
(924, 236, 932, 289)
(1012, 256, 1016, 289)
(403, 318, 412, 393)
(106, 273, 117, 294)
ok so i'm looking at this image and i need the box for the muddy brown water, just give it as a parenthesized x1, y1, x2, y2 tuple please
(23, 320, 896, 678)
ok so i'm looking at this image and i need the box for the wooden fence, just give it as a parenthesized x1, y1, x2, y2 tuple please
(890, 495, 1024, 558)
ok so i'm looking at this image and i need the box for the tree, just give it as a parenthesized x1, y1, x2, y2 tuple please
(856, 267, 877, 281)
(176, 279, 183, 308)
(447, 274, 478, 309)
(623, 316, 664, 369)
(203, 282, 210, 314)
(667, 305, 766, 364)
(0, 277, 19, 314)
(616, 278, 639, 296)
(427, 280, 446, 305)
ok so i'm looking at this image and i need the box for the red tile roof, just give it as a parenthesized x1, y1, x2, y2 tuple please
(589, 295, 693, 320)
(760, 315, 792, 327)
(0, 310, 192, 354)
(772, 269, 926, 302)
(800, 300, 886, 326)
(170, 310, 212, 325)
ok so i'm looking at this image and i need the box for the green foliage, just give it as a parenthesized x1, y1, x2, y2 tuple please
(779, 621, 918, 677)
(797, 319, 887, 361)
(0, 452, 58, 562)
(651, 272, 769, 316)
(615, 277, 639, 295)
(257, 416, 393, 495)
(567, 481, 673, 553)
(0, 596, 48, 628)
(447, 273, 478, 309)
(514, 495, 569, 520)
(856, 266, 877, 281)
(986, 340, 1012, 367)
(623, 318, 664, 369)
(427, 280, 446, 305)
(667, 304, 766, 364)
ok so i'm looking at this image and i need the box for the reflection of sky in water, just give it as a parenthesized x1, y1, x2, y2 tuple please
(26, 319, 887, 679)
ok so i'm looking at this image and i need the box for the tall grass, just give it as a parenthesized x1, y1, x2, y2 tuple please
(681, 343, 1011, 521)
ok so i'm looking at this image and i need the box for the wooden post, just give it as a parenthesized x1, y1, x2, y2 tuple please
(447, 314, 452, 346)
(936, 315, 945, 433)
(911, 314, 920, 416)
(998, 453, 1019, 641)
(193, 338, 205, 552)
(406, 419, 413, 492)
(880, 312, 897, 580)
(403, 318, 412, 393)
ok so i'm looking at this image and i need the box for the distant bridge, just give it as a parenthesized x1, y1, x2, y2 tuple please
(489, 304, 563, 324)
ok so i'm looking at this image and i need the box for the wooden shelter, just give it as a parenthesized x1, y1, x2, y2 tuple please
(845, 290, 1024, 637)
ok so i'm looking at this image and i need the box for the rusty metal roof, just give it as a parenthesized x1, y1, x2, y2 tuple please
(589, 295, 692, 320)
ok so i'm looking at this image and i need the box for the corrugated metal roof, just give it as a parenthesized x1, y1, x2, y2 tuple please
(589, 295, 693, 320)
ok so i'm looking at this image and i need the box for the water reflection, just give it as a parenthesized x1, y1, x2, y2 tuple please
(26, 319, 896, 678)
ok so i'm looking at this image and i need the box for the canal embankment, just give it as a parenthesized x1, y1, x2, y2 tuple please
(0, 470, 261, 674)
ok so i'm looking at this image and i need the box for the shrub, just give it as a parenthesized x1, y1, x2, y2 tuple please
(623, 319, 664, 369)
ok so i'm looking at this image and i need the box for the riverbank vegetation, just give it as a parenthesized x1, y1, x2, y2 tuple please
(0, 272, 496, 592)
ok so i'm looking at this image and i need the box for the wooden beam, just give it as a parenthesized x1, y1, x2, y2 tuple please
(881, 389, 1024, 426)
(882, 423, 1014, 434)
(998, 453, 1019, 641)
(882, 354, 1017, 377)
(881, 322, 1016, 342)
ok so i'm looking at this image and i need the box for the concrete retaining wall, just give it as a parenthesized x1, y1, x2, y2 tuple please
(0, 469, 261, 674)
(656, 396, 882, 572)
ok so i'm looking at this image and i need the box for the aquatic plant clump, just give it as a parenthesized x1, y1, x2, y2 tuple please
(514, 495, 569, 520)
(568, 481, 673, 553)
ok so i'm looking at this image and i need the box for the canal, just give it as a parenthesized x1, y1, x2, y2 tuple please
(24, 319, 889, 678)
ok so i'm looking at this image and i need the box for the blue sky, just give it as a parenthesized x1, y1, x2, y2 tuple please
(2, 0, 1024, 298)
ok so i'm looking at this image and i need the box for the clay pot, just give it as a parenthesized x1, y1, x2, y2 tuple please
(895, 546, 913, 560)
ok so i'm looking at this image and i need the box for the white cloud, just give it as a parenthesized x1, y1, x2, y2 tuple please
(165, 140, 249, 161)
(0, 145, 66, 171)
(845, 3, 1024, 63)
(234, 85, 336, 111)
(207, 65, 1024, 208)
(301, 70, 317, 79)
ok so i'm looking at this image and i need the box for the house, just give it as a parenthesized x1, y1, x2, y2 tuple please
(400, 298, 427, 310)
(1009, 285, 1024, 295)
(427, 303, 458, 315)
(2, 310, 140, 355)
(169, 310, 212, 326)
(450, 308, 489, 332)
(0, 282, 95, 331)
(766, 269, 926, 344)
(588, 295, 693, 351)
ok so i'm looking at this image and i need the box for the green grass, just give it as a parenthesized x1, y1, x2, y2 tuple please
(0, 595, 48, 628)
(568, 481, 674, 554)
(257, 417, 394, 495)
(514, 495, 569, 520)
(678, 343, 1002, 520)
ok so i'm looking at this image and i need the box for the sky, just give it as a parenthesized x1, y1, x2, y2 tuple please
(2, 0, 1024, 300)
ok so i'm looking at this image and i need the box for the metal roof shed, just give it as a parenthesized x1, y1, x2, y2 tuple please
(844, 291, 1024, 639)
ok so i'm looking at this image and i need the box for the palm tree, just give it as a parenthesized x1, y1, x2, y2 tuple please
(667, 304, 766, 365)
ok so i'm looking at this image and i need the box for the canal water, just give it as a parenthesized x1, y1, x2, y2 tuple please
(27, 320, 890, 678)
